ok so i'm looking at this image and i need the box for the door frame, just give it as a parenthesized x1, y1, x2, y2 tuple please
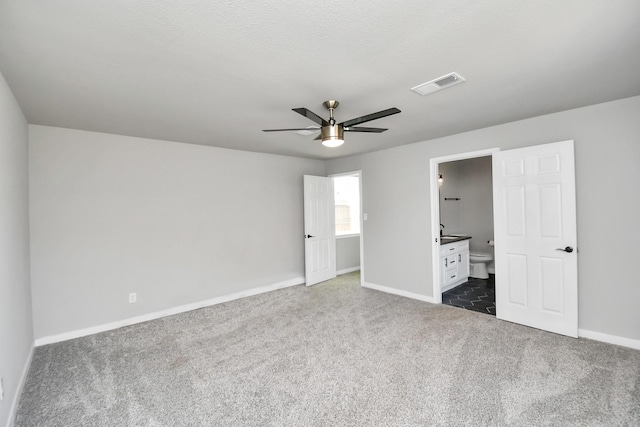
(429, 148, 500, 303)
(329, 170, 364, 285)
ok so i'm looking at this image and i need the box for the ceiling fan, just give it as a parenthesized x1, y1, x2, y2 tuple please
(263, 100, 401, 147)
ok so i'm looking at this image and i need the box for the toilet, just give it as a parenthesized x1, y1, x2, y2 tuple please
(469, 252, 493, 279)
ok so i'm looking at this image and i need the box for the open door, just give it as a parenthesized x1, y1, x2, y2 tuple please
(493, 140, 578, 337)
(303, 175, 337, 286)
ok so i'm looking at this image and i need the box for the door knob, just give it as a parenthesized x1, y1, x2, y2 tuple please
(555, 246, 574, 253)
(305, 234, 315, 239)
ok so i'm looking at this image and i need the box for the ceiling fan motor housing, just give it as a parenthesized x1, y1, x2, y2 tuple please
(321, 123, 344, 142)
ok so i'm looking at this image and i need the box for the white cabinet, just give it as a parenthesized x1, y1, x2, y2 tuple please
(458, 250, 469, 278)
(440, 239, 470, 292)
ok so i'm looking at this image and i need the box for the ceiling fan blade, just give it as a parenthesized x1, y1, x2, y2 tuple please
(344, 126, 387, 133)
(340, 107, 401, 128)
(262, 127, 320, 132)
(314, 134, 322, 140)
(292, 108, 328, 126)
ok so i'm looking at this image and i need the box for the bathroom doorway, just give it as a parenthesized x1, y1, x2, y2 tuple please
(438, 155, 495, 315)
(429, 148, 499, 311)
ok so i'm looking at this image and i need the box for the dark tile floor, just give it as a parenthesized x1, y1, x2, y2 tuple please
(442, 275, 495, 315)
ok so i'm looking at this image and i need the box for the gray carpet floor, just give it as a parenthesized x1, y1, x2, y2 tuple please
(15, 271, 640, 426)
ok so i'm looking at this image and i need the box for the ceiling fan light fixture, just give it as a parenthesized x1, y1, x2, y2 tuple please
(322, 138, 344, 148)
(320, 122, 344, 148)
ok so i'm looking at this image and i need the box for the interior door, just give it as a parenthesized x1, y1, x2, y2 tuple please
(303, 175, 336, 286)
(492, 140, 578, 337)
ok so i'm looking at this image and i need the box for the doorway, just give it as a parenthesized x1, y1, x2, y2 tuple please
(438, 156, 496, 315)
(430, 149, 499, 305)
(304, 172, 363, 287)
(330, 171, 363, 281)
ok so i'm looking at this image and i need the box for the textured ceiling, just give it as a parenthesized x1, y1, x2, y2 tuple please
(1, 0, 639, 159)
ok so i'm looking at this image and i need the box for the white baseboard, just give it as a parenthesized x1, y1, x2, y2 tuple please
(337, 266, 360, 275)
(578, 329, 640, 351)
(32, 275, 640, 353)
(35, 276, 305, 347)
(362, 281, 434, 303)
(7, 343, 34, 427)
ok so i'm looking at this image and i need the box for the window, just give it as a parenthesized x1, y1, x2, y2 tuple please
(333, 175, 360, 236)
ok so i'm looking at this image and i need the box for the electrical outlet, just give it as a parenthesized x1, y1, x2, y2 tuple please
(0, 377, 4, 401)
(128, 293, 137, 303)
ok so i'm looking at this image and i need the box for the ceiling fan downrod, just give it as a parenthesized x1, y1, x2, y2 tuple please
(323, 100, 339, 126)
(321, 100, 343, 146)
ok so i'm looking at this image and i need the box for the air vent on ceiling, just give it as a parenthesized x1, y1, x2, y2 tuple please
(410, 72, 465, 96)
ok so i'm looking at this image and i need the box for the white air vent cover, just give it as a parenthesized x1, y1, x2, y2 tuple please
(411, 72, 465, 96)
(294, 126, 320, 136)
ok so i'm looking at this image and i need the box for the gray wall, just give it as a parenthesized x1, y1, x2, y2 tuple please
(336, 236, 360, 273)
(29, 126, 325, 339)
(458, 156, 494, 254)
(438, 161, 462, 234)
(0, 72, 33, 426)
(439, 156, 494, 254)
(326, 96, 640, 342)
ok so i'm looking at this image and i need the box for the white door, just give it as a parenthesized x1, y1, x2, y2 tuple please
(303, 175, 336, 286)
(493, 140, 578, 337)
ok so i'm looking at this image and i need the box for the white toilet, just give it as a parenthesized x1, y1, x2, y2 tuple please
(469, 252, 493, 279)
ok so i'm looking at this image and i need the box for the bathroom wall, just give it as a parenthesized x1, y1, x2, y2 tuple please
(439, 157, 494, 254)
(437, 162, 461, 234)
(458, 156, 494, 254)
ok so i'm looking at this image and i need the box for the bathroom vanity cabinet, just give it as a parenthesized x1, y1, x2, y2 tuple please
(440, 239, 470, 292)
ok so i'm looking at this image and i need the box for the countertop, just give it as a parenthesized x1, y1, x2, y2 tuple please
(440, 235, 472, 245)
